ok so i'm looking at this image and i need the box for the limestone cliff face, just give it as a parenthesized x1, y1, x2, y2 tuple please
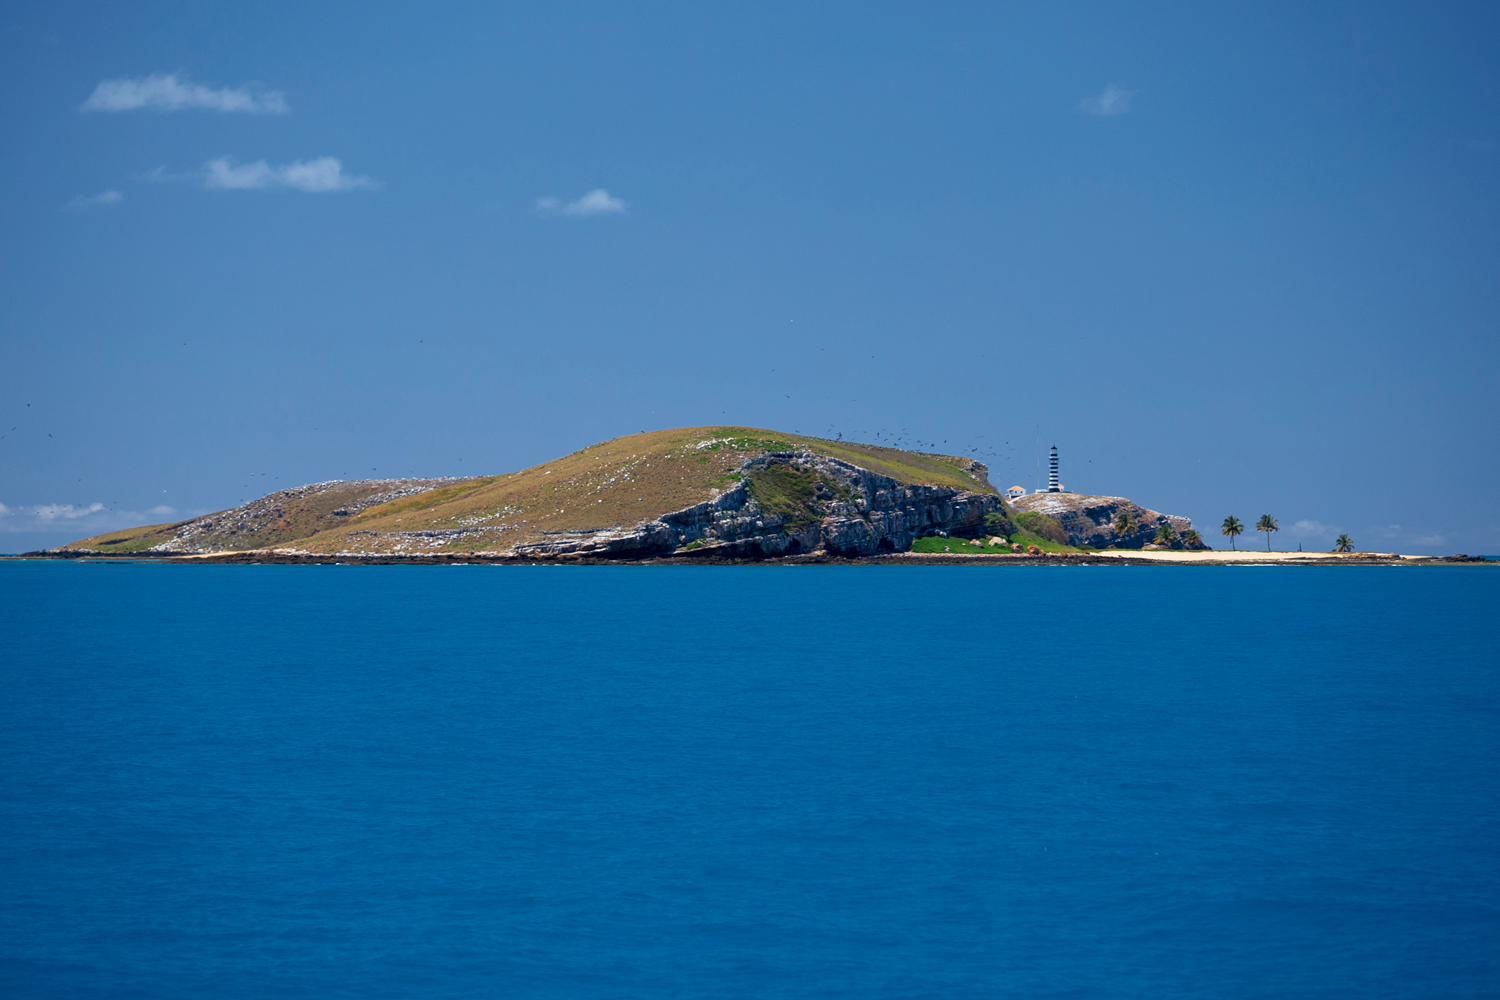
(513, 451, 1004, 559)
(1009, 492, 1205, 549)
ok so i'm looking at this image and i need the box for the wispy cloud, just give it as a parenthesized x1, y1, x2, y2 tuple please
(82, 73, 288, 114)
(537, 188, 629, 217)
(0, 502, 107, 525)
(1079, 84, 1134, 116)
(63, 189, 123, 211)
(0, 501, 179, 534)
(203, 156, 379, 192)
(141, 165, 196, 183)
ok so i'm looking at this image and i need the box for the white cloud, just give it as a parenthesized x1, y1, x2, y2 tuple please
(537, 188, 629, 217)
(203, 156, 379, 193)
(82, 73, 288, 114)
(0, 502, 107, 525)
(0, 501, 187, 536)
(565, 189, 628, 216)
(63, 189, 123, 211)
(141, 165, 199, 184)
(1286, 519, 1333, 539)
(1079, 84, 1134, 116)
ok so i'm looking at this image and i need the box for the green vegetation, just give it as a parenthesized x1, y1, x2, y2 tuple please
(1012, 510, 1067, 545)
(366, 477, 501, 519)
(909, 527, 1086, 555)
(911, 534, 993, 554)
(1011, 528, 1087, 553)
(94, 536, 168, 551)
(1256, 514, 1279, 551)
(1221, 515, 1244, 550)
(766, 431, 994, 494)
(1334, 534, 1353, 552)
(58, 520, 184, 552)
(1114, 510, 1133, 536)
(88, 533, 172, 553)
(745, 464, 820, 532)
(983, 511, 1017, 535)
(1154, 521, 1178, 546)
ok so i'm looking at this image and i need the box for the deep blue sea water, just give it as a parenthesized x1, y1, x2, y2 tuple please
(1, 562, 1496, 999)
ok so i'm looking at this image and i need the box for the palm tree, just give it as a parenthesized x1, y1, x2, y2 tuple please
(1256, 514, 1279, 551)
(1114, 510, 1133, 538)
(1182, 528, 1202, 549)
(1154, 521, 1178, 547)
(1333, 534, 1353, 553)
(1220, 515, 1244, 550)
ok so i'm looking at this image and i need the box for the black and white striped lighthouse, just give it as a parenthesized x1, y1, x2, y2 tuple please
(1047, 445, 1060, 492)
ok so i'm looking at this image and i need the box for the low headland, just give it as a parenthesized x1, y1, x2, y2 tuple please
(33, 426, 1488, 566)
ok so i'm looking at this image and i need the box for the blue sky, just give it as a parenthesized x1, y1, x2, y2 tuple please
(2, 1, 1497, 554)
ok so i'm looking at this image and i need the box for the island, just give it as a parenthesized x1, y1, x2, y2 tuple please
(44, 426, 1484, 565)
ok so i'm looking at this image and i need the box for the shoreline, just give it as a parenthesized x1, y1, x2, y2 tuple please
(4, 549, 1493, 567)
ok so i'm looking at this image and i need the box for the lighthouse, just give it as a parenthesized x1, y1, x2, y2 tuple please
(1048, 444, 1060, 492)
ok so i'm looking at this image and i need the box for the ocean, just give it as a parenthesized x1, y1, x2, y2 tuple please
(1, 561, 1496, 999)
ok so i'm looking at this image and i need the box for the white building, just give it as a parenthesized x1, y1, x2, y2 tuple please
(1005, 485, 1027, 501)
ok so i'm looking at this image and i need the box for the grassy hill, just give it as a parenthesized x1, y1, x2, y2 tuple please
(63, 427, 998, 557)
(66, 479, 462, 554)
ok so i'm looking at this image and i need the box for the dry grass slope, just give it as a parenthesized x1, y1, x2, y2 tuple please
(64, 426, 996, 556)
(63, 480, 458, 553)
(63, 520, 191, 553)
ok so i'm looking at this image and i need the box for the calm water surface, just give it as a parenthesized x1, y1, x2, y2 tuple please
(1, 562, 1496, 999)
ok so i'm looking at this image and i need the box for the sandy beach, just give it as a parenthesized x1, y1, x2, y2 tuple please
(1086, 549, 1407, 564)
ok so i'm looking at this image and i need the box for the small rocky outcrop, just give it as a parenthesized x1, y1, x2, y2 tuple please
(1009, 492, 1205, 550)
(512, 451, 1005, 559)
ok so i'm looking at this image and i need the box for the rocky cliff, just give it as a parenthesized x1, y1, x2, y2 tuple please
(513, 450, 1005, 559)
(59, 427, 1006, 559)
(1009, 492, 1206, 550)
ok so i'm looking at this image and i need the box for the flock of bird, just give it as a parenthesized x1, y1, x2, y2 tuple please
(822, 421, 1010, 464)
